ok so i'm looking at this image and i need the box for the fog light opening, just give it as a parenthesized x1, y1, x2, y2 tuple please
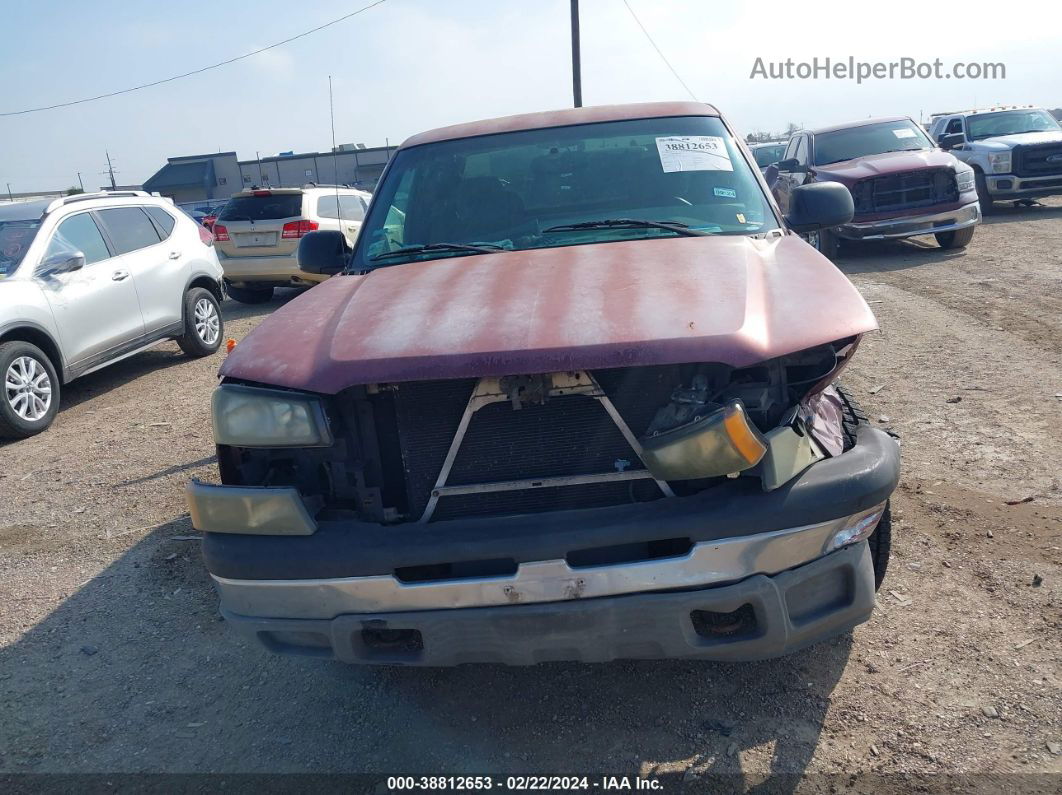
(691, 603, 758, 640)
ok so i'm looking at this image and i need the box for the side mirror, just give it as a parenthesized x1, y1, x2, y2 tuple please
(784, 182, 854, 234)
(938, 133, 964, 151)
(38, 250, 86, 276)
(776, 158, 806, 173)
(296, 230, 350, 275)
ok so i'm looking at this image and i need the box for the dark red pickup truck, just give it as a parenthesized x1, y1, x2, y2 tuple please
(189, 102, 900, 666)
(768, 116, 980, 257)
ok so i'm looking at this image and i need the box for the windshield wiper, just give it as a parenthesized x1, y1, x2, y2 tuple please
(542, 219, 707, 237)
(369, 242, 507, 261)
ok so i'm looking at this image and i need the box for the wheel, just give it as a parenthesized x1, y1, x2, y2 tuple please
(0, 341, 60, 439)
(226, 283, 274, 304)
(935, 226, 976, 249)
(804, 227, 840, 259)
(974, 170, 995, 215)
(835, 383, 891, 590)
(177, 288, 223, 357)
(867, 502, 892, 590)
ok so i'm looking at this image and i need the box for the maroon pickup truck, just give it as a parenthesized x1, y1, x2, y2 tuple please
(189, 102, 900, 666)
(768, 117, 980, 258)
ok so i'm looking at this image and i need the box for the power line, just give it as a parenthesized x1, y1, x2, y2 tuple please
(621, 0, 698, 102)
(0, 0, 390, 117)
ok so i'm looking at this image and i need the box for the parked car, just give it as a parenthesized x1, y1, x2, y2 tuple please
(748, 141, 787, 173)
(0, 191, 225, 438)
(767, 117, 979, 257)
(212, 185, 371, 304)
(926, 106, 1062, 211)
(189, 101, 900, 666)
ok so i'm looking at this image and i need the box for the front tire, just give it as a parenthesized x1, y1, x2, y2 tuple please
(226, 283, 274, 304)
(0, 341, 60, 439)
(935, 226, 976, 249)
(177, 288, 223, 357)
(805, 227, 840, 259)
(836, 383, 891, 590)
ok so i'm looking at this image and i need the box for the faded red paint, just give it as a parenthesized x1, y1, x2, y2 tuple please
(220, 234, 878, 394)
(400, 102, 721, 149)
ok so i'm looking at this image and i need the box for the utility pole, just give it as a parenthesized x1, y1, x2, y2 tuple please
(6, 183, 12, 202)
(104, 151, 117, 190)
(77, 172, 85, 192)
(570, 0, 582, 108)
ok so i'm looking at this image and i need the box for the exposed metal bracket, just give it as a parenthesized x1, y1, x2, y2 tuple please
(418, 371, 673, 523)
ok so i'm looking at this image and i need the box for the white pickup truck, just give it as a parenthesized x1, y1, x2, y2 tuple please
(927, 106, 1062, 211)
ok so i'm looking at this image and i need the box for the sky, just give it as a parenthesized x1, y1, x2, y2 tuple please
(2, 0, 1061, 192)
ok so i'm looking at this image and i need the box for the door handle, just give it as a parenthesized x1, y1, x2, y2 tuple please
(111, 270, 130, 281)
(168, 250, 182, 260)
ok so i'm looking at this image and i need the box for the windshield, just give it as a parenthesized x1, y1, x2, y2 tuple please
(966, 110, 1061, 141)
(752, 144, 785, 167)
(0, 220, 42, 278)
(350, 115, 777, 270)
(218, 194, 302, 221)
(814, 120, 933, 165)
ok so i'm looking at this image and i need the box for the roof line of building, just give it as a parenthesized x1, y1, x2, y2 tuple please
(238, 145, 393, 165)
(169, 151, 239, 162)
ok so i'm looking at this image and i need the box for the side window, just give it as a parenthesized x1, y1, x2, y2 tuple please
(144, 206, 176, 239)
(44, 213, 111, 265)
(793, 135, 808, 165)
(96, 208, 161, 255)
(340, 195, 365, 221)
(782, 137, 799, 161)
(317, 195, 367, 221)
(945, 118, 964, 136)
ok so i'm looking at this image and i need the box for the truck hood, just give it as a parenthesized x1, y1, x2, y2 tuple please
(972, 130, 1062, 149)
(220, 235, 878, 394)
(814, 149, 960, 184)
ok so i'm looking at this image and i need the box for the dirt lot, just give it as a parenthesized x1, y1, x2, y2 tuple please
(1, 200, 1060, 789)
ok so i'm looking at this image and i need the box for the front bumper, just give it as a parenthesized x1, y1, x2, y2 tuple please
(986, 173, 1062, 199)
(220, 540, 877, 665)
(196, 425, 899, 664)
(836, 201, 980, 241)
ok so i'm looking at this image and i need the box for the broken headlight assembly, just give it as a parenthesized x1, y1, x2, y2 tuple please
(638, 338, 859, 487)
(640, 398, 767, 480)
(212, 384, 333, 448)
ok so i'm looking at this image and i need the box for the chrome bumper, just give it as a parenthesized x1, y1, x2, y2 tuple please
(837, 201, 980, 240)
(209, 504, 885, 619)
(986, 173, 1062, 198)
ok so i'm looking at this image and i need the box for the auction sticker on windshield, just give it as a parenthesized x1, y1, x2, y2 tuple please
(656, 136, 733, 172)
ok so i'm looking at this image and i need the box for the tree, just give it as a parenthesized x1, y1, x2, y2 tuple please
(66, 186, 84, 196)
(783, 122, 801, 137)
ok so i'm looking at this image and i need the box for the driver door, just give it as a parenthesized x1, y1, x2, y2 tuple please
(36, 211, 144, 369)
(772, 134, 809, 213)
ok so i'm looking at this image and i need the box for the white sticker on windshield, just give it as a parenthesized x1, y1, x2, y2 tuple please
(656, 136, 733, 172)
(892, 128, 917, 139)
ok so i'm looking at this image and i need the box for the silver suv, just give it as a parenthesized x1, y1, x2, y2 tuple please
(927, 106, 1062, 210)
(213, 185, 371, 303)
(0, 191, 225, 439)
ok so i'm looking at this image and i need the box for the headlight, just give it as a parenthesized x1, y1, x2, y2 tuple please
(956, 168, 975, 193)
(987, 152, 1011, 174)
(212, 385, 332, 447)
(640, 400, 767, 480)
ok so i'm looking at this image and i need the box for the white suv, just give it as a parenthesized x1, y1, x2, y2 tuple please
(0, 191, 225, 439)
(212, 185, 371, 303)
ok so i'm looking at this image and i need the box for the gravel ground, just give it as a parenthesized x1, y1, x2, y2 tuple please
(1, 200, 1060, 789)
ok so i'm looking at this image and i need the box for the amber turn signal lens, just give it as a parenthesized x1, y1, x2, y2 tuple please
(640, 401, 767, 481)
